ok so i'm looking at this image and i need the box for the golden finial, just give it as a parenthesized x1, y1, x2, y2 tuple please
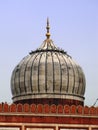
(46, 18, 51, 39)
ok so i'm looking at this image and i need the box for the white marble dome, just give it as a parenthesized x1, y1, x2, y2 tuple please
(11, 20, 86, 105)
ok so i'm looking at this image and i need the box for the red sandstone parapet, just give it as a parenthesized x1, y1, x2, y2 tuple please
(0, 103, 98, 116)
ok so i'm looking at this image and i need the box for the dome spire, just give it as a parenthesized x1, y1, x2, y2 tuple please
(46, 18, 51, 39)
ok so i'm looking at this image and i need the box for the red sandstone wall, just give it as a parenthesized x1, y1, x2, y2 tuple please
(0, 103, 98, 125)
(0, 103, 98, 115)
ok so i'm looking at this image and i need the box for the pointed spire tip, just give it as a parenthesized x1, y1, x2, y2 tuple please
(46, 18, 51, 39)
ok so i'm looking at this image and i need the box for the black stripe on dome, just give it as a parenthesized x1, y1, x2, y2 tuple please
(55, 52, 62, 92)
(68, 58, 76, 94)
(26, 55, 35, 92)
(72, 61, 81, 95)
(82, 74, 86, 95)
(24, 55, 34, 93)
(12, 69, 17, 96)
(78, 67, 85, 95)
(14, 67, 20, 95)
(30, 53, 40, 92)
(18, 66, 21, 94)
(18, 57, 27, 94)
(62, 54, 69, 93)
(51, 52, 55, 92)
(77, 67, 81, 94)
(14, 57, 27, 95)
(23, 56, 32, 93)
(45, 51, 48, 92)
(37, 52, 44, 92)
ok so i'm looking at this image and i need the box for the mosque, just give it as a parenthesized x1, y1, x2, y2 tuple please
(0, 19, 98, 130)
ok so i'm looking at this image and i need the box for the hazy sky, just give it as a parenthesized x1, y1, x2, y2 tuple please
(0, 0, 98, 106)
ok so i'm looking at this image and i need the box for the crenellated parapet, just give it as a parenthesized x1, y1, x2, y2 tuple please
(0, 103, 98, 116)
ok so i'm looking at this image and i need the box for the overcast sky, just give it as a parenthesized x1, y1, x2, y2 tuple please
(0, 0, 98, 106)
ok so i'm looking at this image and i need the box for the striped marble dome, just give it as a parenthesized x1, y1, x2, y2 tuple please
(11, 20, 86, 105)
